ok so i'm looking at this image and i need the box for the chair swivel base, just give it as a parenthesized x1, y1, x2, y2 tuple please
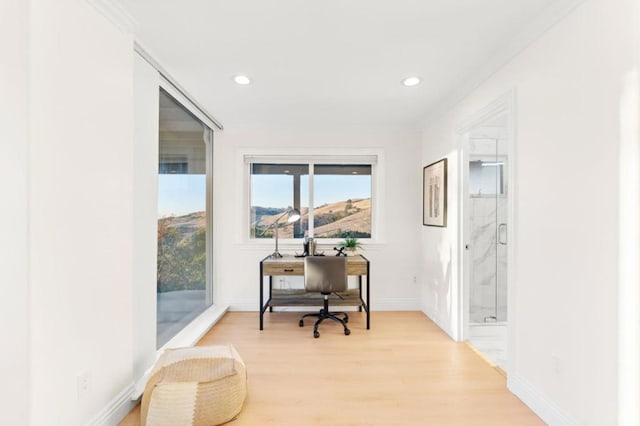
(299, 295, 350, 338)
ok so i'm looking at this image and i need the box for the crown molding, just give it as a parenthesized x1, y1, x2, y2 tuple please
(421, 0, 586, 130)
(86, 0, 137, 34)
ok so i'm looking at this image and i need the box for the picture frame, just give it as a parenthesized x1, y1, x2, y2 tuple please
(423, 158, 448, 227)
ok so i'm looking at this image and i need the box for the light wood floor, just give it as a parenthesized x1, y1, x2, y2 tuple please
(120, 311, 543, 426)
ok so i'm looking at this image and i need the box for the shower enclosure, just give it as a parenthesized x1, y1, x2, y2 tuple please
(467, 134, 508, 324)
(461, 98, 513, 372)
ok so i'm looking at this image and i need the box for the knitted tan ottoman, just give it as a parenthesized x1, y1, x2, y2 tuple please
(141, 344, 247, 426)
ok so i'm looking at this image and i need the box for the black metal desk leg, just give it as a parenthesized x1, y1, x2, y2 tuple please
(269, 276, 273, 312)
(259, 261, 264, 330)
(358, 276, 363, 312)
(366, 263, 370, 330)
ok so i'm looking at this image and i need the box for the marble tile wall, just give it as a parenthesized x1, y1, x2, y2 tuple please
(469, 196, 508, 323)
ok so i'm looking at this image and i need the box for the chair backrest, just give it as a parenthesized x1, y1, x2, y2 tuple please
(304, 256, 348, 293)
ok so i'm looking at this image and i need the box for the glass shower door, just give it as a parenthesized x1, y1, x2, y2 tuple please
(468, 137, 508, 323)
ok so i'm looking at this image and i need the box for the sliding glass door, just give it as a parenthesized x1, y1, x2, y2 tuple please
(156, 88, 213, 348)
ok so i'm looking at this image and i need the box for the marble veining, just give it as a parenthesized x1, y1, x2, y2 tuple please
(469, 197, 507, 323)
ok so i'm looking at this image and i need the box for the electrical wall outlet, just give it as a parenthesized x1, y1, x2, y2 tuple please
(77, 370, 91, 399)
(412, 275, 418, 284)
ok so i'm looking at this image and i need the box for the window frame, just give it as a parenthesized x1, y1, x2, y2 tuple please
(242, 149, 384, 246)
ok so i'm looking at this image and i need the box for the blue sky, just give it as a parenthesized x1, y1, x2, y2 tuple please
(158, 174, 371, 217)
(158, 175, 206, 217)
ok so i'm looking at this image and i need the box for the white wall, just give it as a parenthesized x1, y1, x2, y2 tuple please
(29, 0, 135, 424)
(0, 1, 30, 424)
(214, 126, 423, 313)
(420, 0, 639, 424)
(132, 54, 160, 383)
(617, 53, 640, 426)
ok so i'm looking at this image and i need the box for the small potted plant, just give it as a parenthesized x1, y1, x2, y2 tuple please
(340, 236, 361, 255)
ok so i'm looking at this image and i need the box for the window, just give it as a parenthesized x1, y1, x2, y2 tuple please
(251, 164, 309, 239)
(157, 88, 213, 348)
(250, 158, 375, 240)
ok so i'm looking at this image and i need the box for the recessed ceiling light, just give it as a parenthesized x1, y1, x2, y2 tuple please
(401, 76, 422, 87)
(233, 75, 251, 85)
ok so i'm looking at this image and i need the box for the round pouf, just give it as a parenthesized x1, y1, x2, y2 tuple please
(141, 344, 247, 426)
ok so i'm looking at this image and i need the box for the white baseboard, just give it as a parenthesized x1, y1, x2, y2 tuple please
(373, 298, 421, 311)
(508, 373, 580, 426)
(227, 300, 262, 311)
(89, 383, 136, 426)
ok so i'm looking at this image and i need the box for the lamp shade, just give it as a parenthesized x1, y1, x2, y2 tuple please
(287, 208, 301, 223)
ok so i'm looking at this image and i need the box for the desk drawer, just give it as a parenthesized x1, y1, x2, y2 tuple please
(347, 263, 367, 276)
(263, 262, 303, 276)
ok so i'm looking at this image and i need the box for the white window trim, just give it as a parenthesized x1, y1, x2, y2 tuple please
(238, 147, 385, 247)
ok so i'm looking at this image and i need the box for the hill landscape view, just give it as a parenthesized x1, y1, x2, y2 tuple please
(251, 198, 371, 238)
(157, 198, 370, 292)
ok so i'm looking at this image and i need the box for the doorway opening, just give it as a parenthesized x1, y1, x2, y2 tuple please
(458, 93, 515, 373)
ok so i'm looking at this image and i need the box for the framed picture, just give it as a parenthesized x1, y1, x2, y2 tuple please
(423, 158, 448, 227)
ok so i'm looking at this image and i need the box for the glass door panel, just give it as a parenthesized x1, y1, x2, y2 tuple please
(468, 136, 508, 323)
(156, 88, 212, 348)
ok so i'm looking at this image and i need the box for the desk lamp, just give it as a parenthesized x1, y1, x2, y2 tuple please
(267, 207, 301, 258)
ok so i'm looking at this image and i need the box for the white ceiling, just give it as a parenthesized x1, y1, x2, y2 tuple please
(120, 0, 566, 129)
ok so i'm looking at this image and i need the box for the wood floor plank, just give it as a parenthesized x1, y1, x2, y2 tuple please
(119, 311, 543, 426)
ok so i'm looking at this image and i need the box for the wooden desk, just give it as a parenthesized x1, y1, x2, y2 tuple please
(259, 255, 370, 330)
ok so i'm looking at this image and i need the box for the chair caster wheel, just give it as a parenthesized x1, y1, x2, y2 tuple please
(344, 328, 351, 336)
(313, 331, 320, 338)
(299, 320, 304, 327)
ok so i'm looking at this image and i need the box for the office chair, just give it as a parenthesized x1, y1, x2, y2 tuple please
(299, 256, 350, 338)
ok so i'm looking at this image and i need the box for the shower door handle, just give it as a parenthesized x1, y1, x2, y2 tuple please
(498, 223, 508, 245)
